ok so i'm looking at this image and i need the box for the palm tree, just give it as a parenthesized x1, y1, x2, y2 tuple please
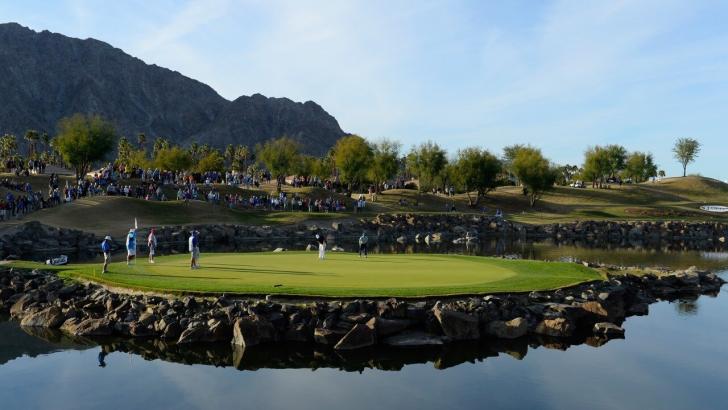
(41, 132, 51, 155)
(235, 145, 250, 171)
(137, 133, 147, 150)
(24, 129, 39, 159)
(224, 144, 235, 167)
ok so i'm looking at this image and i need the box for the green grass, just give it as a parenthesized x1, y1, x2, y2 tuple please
(11, 252, 603, 297)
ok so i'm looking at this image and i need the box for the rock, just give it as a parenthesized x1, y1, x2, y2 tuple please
(62, 318, 113, 337)
(485, 317, 527, 339)
(366, 317, 410, 338)
(432, 304, 479, 340)
(580, 300, 623, 322)
(533, 318, 574, 337)
(284, 323, 311, 342)
(593, 322, 625, 337)
(206, 318, 232, 342)
(627, 303, 649, 316)
(9, 293, 36, 318)
(334, 323, 376, 350)
(177, 324, 209, 344)
(382, 331, 445, 347)
(20, 306, 65, 328)
(313, 328, 347, 345)
(231, 316, 275, 347)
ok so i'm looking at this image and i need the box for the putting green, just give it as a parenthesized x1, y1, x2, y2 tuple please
(17, 252, 603, 297)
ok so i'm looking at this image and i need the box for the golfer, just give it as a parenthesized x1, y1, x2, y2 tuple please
(358, 231, 368, 258)
(126, 228, 136, 265)
(316, 233, 326, 260)
(147, 228, 157, 264)
(189, 231, 200, 269)
(101, 235, 112, 273)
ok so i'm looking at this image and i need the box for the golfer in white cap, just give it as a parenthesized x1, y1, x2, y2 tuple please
(126, 228, 137, 265)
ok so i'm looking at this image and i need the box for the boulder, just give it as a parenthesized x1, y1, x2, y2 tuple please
(533, 318, 574, 337)
(334, 323, 376, 350)
(366, 317, 410, 338)
(432, 304, 479, 340)
(593, 322, 625, 337)
(206, 318, 232, 342)
(62, 318, 113, 337)
(231, 316, 275, 347)
(9, 293, 36, 318)
(177, 324, 208, 344)
(485, 317, 527, 339)
(313, 327, 347, 345)
(20, 306, 65, 328)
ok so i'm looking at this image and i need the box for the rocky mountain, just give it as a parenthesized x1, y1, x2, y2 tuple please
(0, 23, 345, 155)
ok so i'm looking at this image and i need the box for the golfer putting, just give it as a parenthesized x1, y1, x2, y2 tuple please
(316, 233, 326, 260)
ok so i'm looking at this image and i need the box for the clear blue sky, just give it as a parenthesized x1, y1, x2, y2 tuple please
(2, 0, 727, 180)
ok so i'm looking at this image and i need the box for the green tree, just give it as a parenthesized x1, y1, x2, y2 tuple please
(155, 146, 192, 171)
(127, 148, 151, 169)
(406, 141, 447, 193)
(152, 137, 170, 158)
(257, 136, 301, 191)
(673, 138, 701, 177)
(55, 114, 116, 179)
(624, 152, 658, 183)
(369, 139, 401, 193)
(41, 132, 51, 154)
(453, 147, 501, 206)
(604, 144, 627, 178)
(195, 150, 225, 173)
(512, 147, 557, 207)
(582, 146, 611, 188)
(333, 135, 373, 192)
(0, 134, 18, 165)
(502, 144, 526, 184)
(116, 136, 133, 166)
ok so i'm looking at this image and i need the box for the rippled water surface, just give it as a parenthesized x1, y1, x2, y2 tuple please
(1, 247, 726, 410)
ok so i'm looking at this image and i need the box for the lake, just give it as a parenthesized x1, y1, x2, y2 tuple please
(1, 243, 726, 410)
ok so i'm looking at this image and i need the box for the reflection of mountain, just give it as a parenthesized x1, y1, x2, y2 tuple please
(0, 320, 92, 366)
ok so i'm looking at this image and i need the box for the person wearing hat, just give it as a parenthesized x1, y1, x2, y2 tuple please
(315, 232, 326, 260)
(101, 235, 112, 273)
(147, 228, 158, 264)
(358, 231, 368, 258)
(126, 228, 137, 266)
(189, 230, 200, 269)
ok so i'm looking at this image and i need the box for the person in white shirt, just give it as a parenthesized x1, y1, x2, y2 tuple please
(147, 228, 158, 263)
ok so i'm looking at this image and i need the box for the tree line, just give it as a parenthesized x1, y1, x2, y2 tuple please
(0, 113, 703, 208)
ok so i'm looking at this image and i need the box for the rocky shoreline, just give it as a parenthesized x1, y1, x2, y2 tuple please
(1, 217, 726, 260)
(1, 265, 723, 351)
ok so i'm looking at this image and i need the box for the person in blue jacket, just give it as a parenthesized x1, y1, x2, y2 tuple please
(126, 229, 137, 266)
(101, 235, 112, 273)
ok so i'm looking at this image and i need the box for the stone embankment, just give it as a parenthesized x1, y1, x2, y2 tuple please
(1, 217, 727, 259)
(1, 265, 723, 350)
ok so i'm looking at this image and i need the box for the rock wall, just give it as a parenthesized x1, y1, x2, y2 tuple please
(2, 217, 726, 260)
(0, 265, 723, 351)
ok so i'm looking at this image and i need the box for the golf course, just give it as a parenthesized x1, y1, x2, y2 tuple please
(14, 252, 603, 297)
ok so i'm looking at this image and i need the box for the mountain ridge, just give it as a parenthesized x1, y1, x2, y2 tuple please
(0, 22, 345, 155)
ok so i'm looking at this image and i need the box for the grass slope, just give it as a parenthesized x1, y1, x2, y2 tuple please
(13, 252, 602, 297)
(2, 175, 727, 233)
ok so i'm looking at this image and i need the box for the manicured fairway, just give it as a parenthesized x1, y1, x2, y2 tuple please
(16, 252, 602, 297)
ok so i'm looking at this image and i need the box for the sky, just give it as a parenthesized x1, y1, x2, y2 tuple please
(2, 0, 728, 180)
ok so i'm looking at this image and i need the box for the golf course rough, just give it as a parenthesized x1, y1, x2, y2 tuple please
(24, 252, 603, 297)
